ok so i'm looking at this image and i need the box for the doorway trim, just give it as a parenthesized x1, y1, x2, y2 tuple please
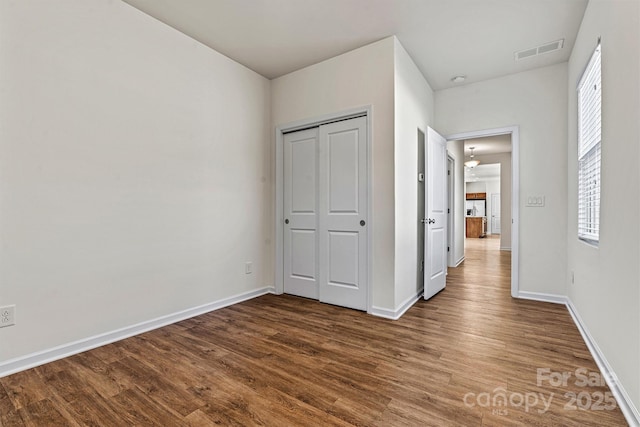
(447, 154, 455, 268)
(274, 106, 373, 313)
(445, 126, 519, 298)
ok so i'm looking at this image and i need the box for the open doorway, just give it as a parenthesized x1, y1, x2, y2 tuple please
(465, 162, 501, 237)
(461, 136, 511, 250)
(446, 127, 519, 297)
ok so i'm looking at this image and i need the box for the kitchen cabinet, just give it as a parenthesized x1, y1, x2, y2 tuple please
(466, 192, 487, 200)
(466, 217, 487, 238)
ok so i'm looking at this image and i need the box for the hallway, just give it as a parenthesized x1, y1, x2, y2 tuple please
(451, 235, 511, 301)
(406, 235, 626, 425)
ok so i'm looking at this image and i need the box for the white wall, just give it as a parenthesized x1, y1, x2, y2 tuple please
(436, 64, 568, 296)
(567, 0, 640, 414)
(465, 181, 486, 192)
(393, 38, 435, 310)
(271, 37, 396, 310)
(447, 140, 465, 266)
(0, 0, 271, 363)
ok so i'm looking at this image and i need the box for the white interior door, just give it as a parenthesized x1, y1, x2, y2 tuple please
(319, 117, 368, 311)
(491, 193, 501, 234)
(424, 127, 447, 300)
(283, 128, 319, 299)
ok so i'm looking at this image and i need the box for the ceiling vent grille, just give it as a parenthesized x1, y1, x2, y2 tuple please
(515, 39, 564, 61)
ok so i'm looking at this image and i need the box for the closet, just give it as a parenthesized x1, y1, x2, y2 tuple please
(282, 116, 368, 310)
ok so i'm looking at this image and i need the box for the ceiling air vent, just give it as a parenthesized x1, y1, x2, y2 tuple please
(515, 39, 564, 61)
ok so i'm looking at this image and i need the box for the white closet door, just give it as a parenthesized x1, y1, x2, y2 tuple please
(283, 128, 319, 299)
(318, 117, 368, 310)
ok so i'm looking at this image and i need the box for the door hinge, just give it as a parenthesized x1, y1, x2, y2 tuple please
(448, 170, 451, 175)
(447, 208, 450, 214)
(447, 246, 450, 252)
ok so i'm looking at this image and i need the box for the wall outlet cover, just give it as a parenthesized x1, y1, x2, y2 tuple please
(0, 305, 15, 328)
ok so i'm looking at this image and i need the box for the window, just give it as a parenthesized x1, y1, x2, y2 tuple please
(577, 43, 601, 245)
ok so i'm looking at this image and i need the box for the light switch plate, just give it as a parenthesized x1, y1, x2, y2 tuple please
(526, 195, 545, 207)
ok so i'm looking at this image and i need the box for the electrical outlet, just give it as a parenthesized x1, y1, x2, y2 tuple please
(245, 262, 253, 274)
(0, 305, 15, 328)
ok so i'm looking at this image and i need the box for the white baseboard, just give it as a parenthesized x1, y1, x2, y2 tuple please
(0, 286, 275, 378)
(454, 256, 465, 267)
(517, 291, 567, 304)
(370, 290, 424, 320)
(566, 299, 640, 427)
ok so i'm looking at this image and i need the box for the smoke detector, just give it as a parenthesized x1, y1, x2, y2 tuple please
(515, 39, 564, 61)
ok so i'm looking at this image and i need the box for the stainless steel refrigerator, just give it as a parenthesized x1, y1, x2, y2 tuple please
(465, 200, 486, 217)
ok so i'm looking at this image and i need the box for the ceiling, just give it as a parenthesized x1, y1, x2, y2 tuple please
(463, 134, 512, 156)
(121, 0, 588, 90)
(466, 164, 501, 182)
(461, 135, 511, 182)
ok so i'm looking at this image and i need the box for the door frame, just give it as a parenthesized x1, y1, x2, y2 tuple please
(417, 129, 426, 293)
(274, 106, 373, 312)
(445, 126, 519, 298)
(447, 155, 455, 268)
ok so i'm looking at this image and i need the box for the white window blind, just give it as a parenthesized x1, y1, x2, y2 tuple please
(577, 44, 601, 244)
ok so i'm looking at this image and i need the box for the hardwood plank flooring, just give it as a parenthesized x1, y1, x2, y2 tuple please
(0, 236, 628, 426)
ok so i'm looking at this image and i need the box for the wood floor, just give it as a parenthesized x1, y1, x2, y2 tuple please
(0, 236, 628, 426)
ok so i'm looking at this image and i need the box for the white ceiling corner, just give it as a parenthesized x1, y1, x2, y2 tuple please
(121, 0, 588, 90)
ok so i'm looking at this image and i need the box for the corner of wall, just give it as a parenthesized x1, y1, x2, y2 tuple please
(391, 36, 436, 314)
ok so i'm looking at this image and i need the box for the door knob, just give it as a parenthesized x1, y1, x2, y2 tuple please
(360, 220, 366, 226)
(428, 218, 435, 224)
(285, 219, 289, 224)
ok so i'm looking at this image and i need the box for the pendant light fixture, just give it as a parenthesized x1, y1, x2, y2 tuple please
(465, 147, 480, 168)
